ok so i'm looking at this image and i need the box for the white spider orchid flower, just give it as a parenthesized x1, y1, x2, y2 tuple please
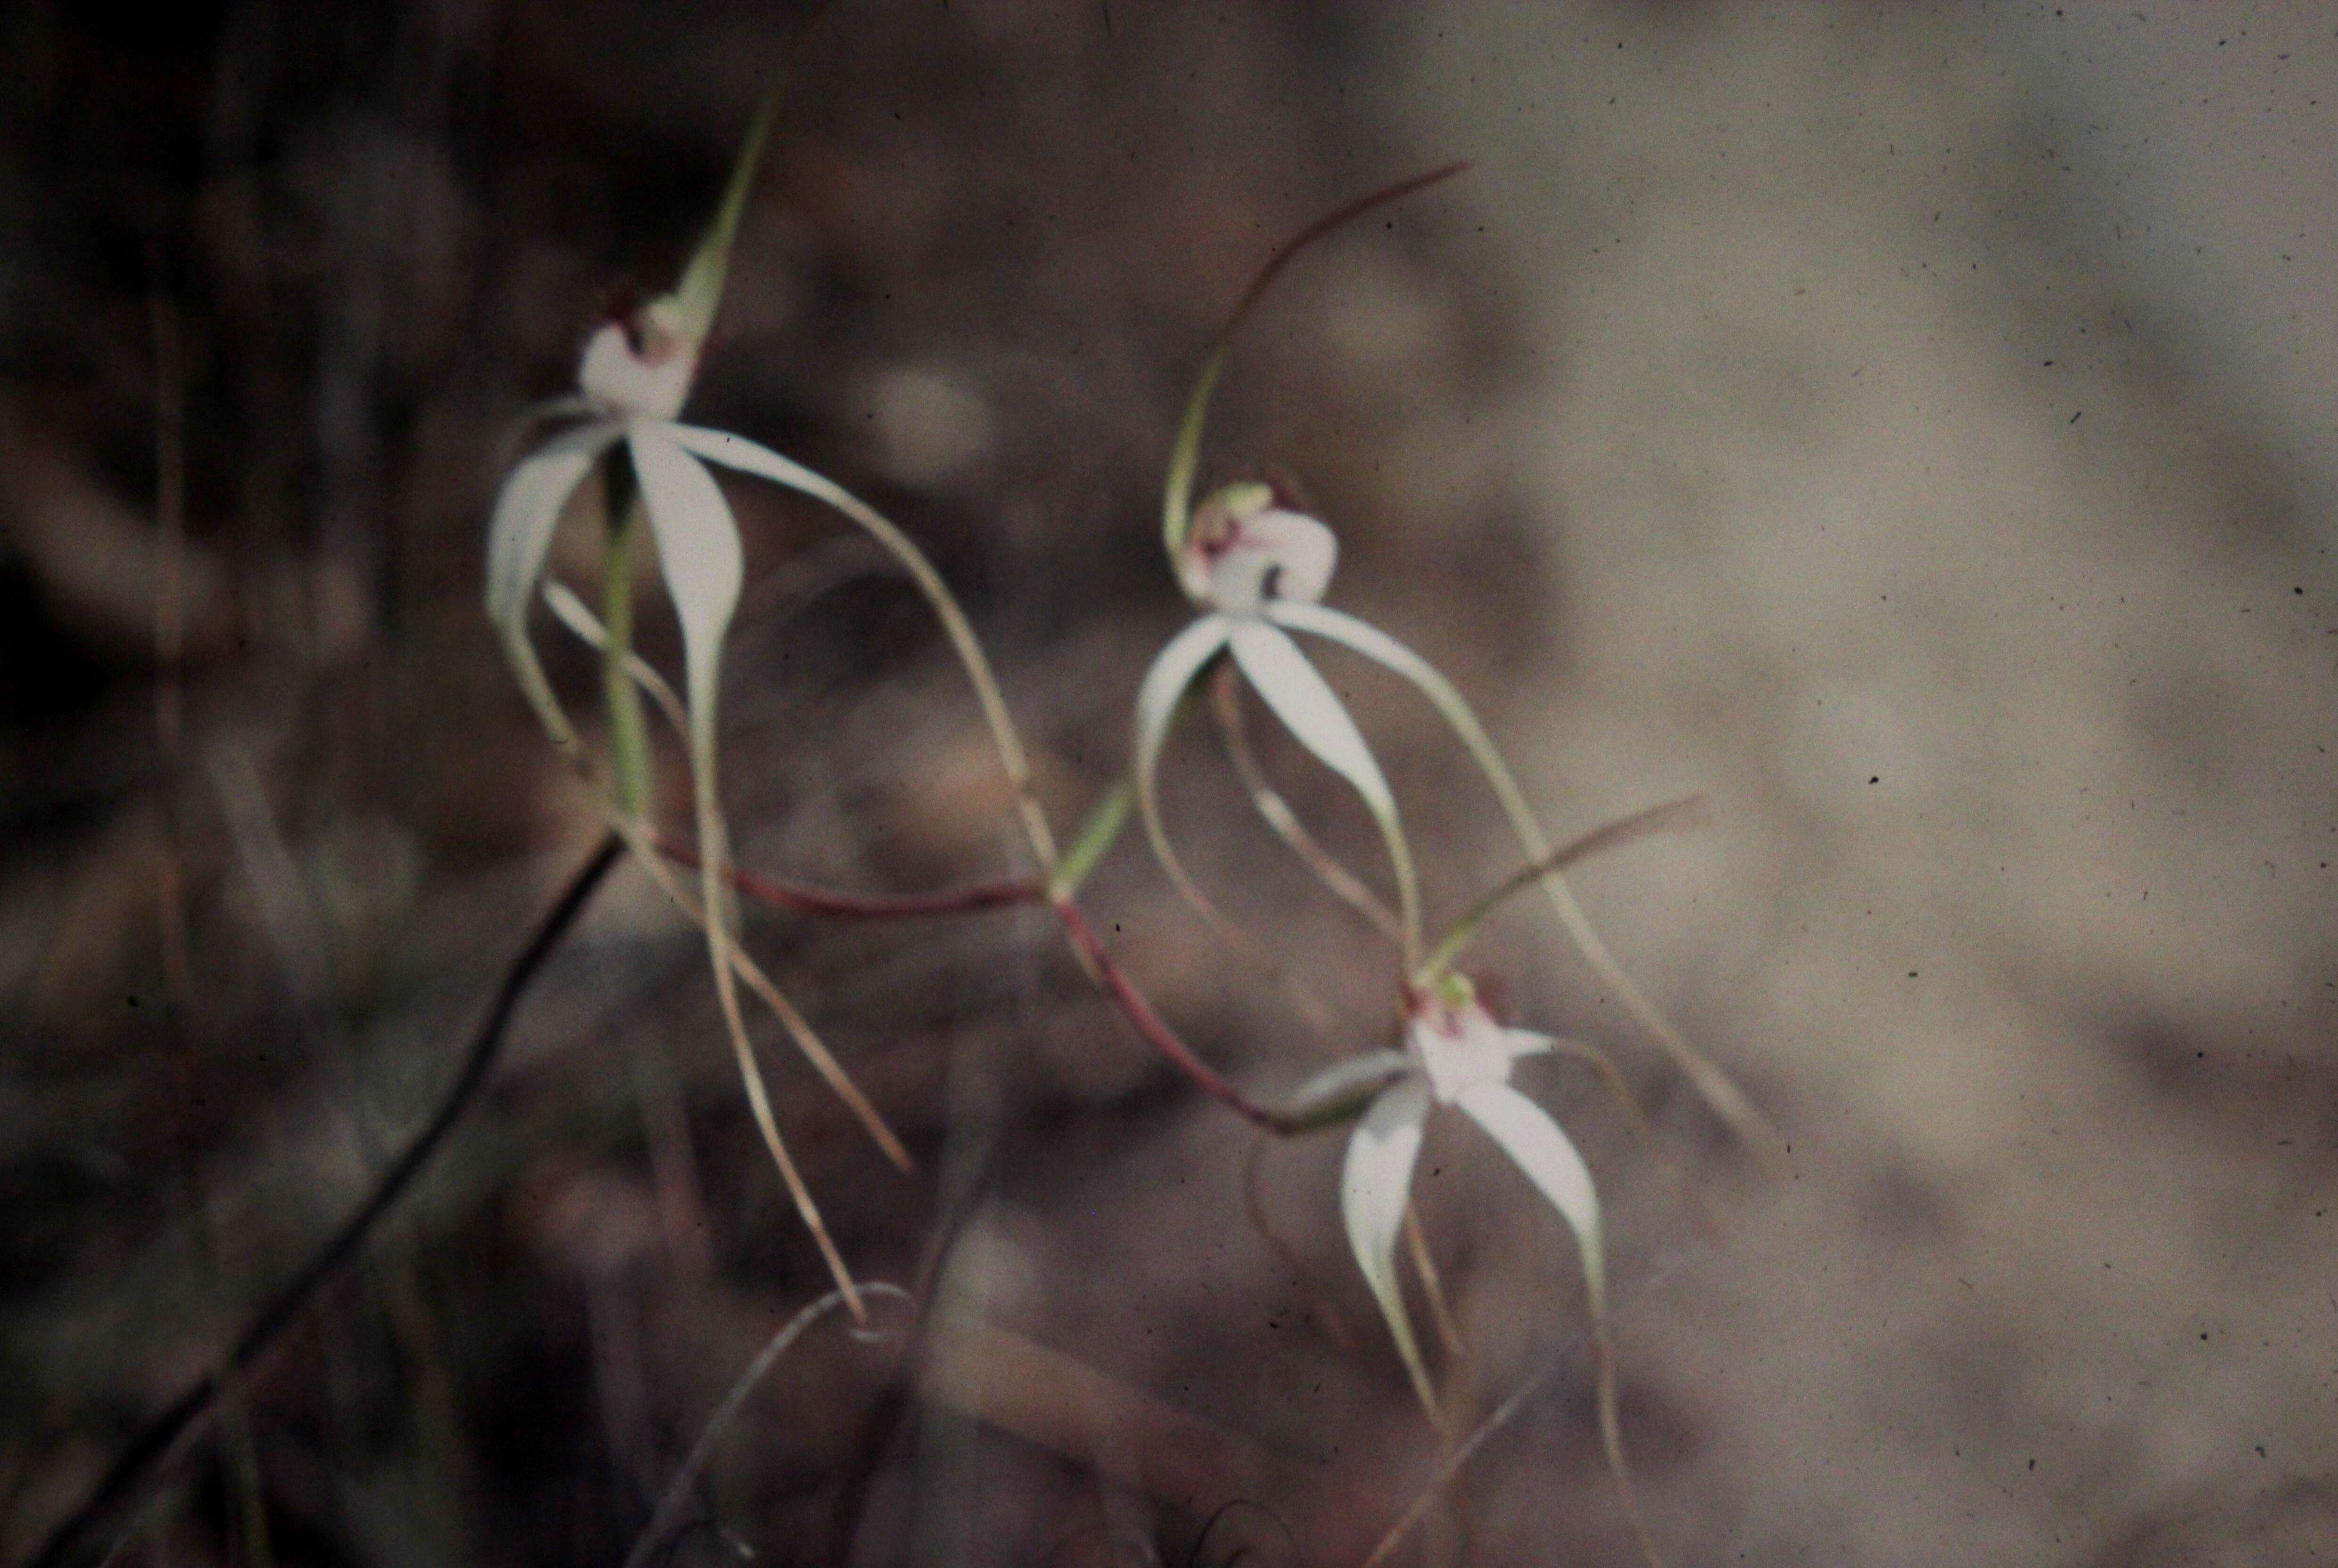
(486, 41, 792, 793)
(1312, 974, 1603, 1422)
(479, 59, 935, 1319)
(485, 310, 744, 774)
(1134, 480, 1423, 957)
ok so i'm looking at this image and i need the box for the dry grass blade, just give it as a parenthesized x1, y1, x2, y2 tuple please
(1355, 1245, 1703, 1568)
(1400, 1203, 1465, 1360)
(619, 1282, 913, 1568)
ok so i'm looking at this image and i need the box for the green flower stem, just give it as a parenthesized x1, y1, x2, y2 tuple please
(1162, 342, 1228, 562)
(601, 463, 652, 821)
(1049, 776, 1134, 902)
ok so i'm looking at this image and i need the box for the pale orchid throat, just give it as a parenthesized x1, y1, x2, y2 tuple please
(579, 314, 701, 423)
(1405, 982, 1539, 1103)
(1179, 481, 1338, 613)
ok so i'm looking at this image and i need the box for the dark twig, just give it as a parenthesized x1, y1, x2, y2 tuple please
(24, 834, 625, 1568)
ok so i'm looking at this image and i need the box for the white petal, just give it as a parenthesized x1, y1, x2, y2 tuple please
(1453, 1081, 1605, 1314)
(627, 424, 744, 726)
(1226, 620, 1386, 816)
(1133, 614, 1234, 877)
(662, 422, 1063, 876)
(1340, 1079, 1438, 1418)
(1501, 1028, 1559, 1063)
(1285, 1049, 1413, 1129)
(664, 423, 838, 498)
(485, 419, 621, 635)
(539, 580, 690, 740)
(1228, 620, 1417, 945)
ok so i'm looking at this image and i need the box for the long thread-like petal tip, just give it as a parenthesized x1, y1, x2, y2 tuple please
(1341, 1081, 1437, 1420)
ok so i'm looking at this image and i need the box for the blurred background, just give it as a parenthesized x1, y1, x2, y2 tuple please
(4, 1, 2334, 1564)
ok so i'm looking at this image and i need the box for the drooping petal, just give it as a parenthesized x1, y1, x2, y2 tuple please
(1340, 1078, 1438, 1419)
(1265, 598, 1783, 1171)
(1452, 1080, 1605, 1315)
(1227, 619, 1418, 952)
(1503, 1030, 1656, 1140)
(626, 423, 743, 726)
(539, 579, 690, 741)
(1284, 1049, 1412, 1130)
(485, 419, 623, 635)
(484, 419, 624, 745)
(1132, 612, 1233, 889)
(1211, 666, 1405, 943)
(1417, 796, 1709, 985)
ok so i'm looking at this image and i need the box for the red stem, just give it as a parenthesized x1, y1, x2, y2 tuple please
(1223, 162, 1472, 340)
(1052, 898, 1299, 1134)
(656, 831, 1043, 918)
(661, 833, 1301, 1134)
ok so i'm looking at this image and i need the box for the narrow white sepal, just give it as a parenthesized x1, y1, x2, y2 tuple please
(1501, 1028, 1558, 1063)
(1133, 613, 1234, 860)
(1226, 619, 1391, 818)
(1227, 618, 1417, 949)
(540, 580, 690, 739)
(625, 422, 743, 723)
(664, 423, 841, 501)
(1452, 1080, 1605, 1314)
(1287, 1048, 1412, 1125)
(485, 418, 622, 634)
(667, 421, 1062, 875)
(1341, 1078, 1437, 1417)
